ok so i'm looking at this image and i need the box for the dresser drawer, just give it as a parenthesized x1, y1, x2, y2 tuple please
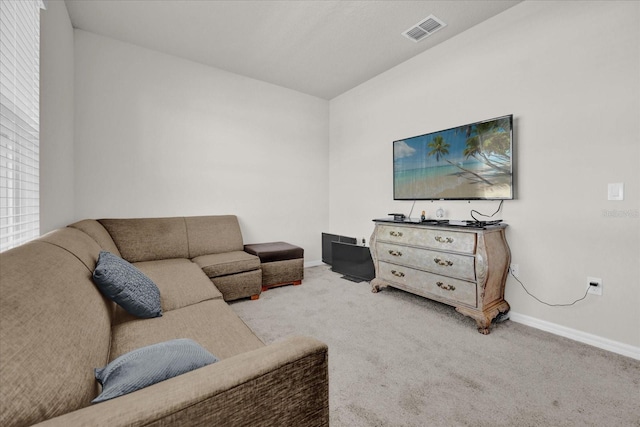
(379, 261, 477, 307)
(376, 225, 476, 254)
(377, 242, 476, 281)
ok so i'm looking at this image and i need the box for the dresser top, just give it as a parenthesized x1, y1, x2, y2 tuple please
(372, 218, 507, 231)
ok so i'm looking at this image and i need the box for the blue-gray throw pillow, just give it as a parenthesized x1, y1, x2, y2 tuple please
(93, 338, 219, 403)
(92, 251, 162, 318)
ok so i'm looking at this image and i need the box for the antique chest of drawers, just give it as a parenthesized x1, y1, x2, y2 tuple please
(370, 220, 510, 334)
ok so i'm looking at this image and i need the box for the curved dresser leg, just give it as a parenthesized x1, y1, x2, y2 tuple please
(457, 300, 511, 334)
(371, 278, 386, 293)
(475, 317, 492, 335)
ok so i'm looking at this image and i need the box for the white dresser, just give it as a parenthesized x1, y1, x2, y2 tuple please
(370, 220, 510, 334)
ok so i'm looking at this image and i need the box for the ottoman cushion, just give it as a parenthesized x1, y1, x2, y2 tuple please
(244, 242, 303, 263)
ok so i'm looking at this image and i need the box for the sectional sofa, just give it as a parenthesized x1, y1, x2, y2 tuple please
(0, 215, 329, 426)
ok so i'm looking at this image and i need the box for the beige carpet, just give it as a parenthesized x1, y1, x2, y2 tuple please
(231, 265, 640, 427)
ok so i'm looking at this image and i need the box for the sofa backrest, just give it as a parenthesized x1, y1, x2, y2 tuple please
(0, 228, 113, 426)
(68, 219, 122, 257)
(98, 215, 245, 262)
(99, 217, 189, 262)
(184, 215, 244, 258)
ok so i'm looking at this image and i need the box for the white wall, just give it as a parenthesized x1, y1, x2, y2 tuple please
(40, 0, 74, 234)
(74, 30, 329, 262)
(330, 1, 639, 349)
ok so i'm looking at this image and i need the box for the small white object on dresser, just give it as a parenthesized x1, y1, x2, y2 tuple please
(370, 220, 511, 334)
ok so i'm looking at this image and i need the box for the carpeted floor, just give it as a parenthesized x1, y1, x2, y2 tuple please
(230, 265, 640, 427)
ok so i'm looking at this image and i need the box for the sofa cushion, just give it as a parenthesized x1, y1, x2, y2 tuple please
(93, 339, 218, 403)
(110, 299, 264, 362)
(68, 219, 122, 257)
(113, 259, 223, 325)
(136, 259, 223, 309)
(209, 269, 262, 302)
(184, 215, 245, 257)
(0, 241, 113, 427)
(193, 251, 261, 278)
(93, 251, 162, 318)
(99, 217, 189, 263)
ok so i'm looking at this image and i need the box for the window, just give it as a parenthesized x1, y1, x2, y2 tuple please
(0, 0, 44, 252)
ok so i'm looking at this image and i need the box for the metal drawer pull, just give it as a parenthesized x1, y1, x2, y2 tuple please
(434, 257, 453, 266)
(391, 270, 405, 278)
(435, 236, 453, 244)
(388, 250, 402, 257)
(389, 231, 403, 237)
(436, 282, 456, 291)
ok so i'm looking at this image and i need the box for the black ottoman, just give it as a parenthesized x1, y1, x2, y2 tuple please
(244, 242, 304, 291)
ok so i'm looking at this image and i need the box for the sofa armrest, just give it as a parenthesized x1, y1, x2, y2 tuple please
(35, 336, 328, 427)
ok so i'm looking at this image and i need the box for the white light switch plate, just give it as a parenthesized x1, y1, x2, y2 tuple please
(608, 183, 624, 201)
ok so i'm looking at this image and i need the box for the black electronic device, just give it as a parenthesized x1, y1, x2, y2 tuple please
(448, 219, 473, 226)
(388, 213, 406, 221)
(476, 219, 503, 227)
(421, 219, 449, 225)
(321, 232, 358, 265)
(447, 219, 504, 228)
(331, 241, 375, 283)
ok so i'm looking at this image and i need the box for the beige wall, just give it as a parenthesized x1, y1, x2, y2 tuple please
(40, 0, 74, 233)
(329, 1, 639, 350)
(73, 30, 330, 262)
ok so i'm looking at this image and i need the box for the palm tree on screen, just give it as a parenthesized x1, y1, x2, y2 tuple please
(461, 119, 511, 174)
(427, 135, 450, 161)
(427, 135, 492, 185)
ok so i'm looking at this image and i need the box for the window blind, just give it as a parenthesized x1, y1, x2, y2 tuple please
(0, 0, 44, 252)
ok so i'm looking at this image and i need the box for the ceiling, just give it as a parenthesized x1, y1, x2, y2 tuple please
(64, 0, 522, 100)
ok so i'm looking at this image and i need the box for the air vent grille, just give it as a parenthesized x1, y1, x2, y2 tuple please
(402, 15, 446, 42)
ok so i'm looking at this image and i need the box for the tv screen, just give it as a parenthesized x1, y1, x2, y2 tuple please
(321, 233, 357, 264)
(331, 241, 375, 282)
(393, 115, 514, 200)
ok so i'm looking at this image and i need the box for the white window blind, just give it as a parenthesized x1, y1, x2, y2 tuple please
(0, 0, 44, 252)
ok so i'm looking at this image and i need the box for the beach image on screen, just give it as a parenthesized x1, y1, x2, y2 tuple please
(394, 116, 513, 200)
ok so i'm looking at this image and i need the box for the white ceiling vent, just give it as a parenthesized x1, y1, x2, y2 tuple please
(402, 15, 447, 43)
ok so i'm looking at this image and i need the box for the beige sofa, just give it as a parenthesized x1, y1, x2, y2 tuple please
(0, 215, 329, 427)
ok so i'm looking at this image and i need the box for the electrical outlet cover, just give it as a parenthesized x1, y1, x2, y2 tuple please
(587, 276, 603, 296)
(608, 183, 624, 201)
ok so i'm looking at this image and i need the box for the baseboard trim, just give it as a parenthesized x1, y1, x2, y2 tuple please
(509, 311, 640, 360)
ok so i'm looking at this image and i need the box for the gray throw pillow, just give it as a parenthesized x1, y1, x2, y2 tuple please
(92, 251, 162, 318)
(93, 338, 219, 403)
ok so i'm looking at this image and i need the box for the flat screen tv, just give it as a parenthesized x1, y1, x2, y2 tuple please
(322, 233, 357, 264)
(393, 115, 514, 200)
(331, 241, 375, 283)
